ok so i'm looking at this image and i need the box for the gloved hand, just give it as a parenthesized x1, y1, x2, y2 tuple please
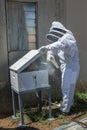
(47, 51, 55, 62)
(47, 51, 59, 69)
(38, 46, 47, 54)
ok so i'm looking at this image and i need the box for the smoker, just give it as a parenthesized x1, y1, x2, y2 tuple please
(9, 50, 53, 128)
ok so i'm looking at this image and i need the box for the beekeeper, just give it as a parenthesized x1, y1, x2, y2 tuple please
(39, 21, 80, 115)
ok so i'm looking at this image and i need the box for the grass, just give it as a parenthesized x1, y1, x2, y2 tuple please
(59, 119, 70, 125)
(70, 92, 87, 114)
(75, 92, 87, 102)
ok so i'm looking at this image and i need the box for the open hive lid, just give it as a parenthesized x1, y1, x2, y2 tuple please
(9, 50, 43, 73)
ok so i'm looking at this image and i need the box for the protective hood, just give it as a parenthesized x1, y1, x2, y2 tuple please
(46, 21, 67, 42)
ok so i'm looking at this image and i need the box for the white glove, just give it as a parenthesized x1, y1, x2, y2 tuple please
(47, 51, 55, 62)
(38, 46, 47, 54)
(47, 51, 59, 69)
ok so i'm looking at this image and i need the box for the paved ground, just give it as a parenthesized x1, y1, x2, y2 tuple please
(53, 117, 87, 130)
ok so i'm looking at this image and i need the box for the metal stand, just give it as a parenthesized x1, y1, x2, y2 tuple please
(12, 90, 26, 128)
(11, 86, 54, 128)
(18, 94, 26, 128)
(38, 90, 42, 112)
(12, 90, 16, 119)
(48, 88, 54, 121)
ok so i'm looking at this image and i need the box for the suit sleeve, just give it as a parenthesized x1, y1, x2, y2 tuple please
(45, 33, 69, 51)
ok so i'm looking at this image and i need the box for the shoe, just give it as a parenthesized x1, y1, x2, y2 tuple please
(56, 110, 69, 116)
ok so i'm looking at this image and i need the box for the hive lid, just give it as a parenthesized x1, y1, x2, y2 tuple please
(9, 50, 43, 73)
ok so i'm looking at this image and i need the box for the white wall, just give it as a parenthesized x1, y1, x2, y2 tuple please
(66, 0, 87, 81)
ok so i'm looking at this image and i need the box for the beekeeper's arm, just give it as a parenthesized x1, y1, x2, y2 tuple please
(44, 33, 69, 51)
(39, 38, 66, 53)
(39, 33, 76, 56)
(46, 33, 76, 57)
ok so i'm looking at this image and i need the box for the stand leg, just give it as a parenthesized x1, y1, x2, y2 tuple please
(12, 90, 16, 118)
(38, 90, 42, 112)
(48, 88, 54, 121)
(18, 94, 26, 128)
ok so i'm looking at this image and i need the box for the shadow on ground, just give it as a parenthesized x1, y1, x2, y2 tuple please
(0, 126, 40, 130)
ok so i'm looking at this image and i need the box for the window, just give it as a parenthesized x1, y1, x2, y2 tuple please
(23, 3, 37, 50)
(7, 1, 37, 51)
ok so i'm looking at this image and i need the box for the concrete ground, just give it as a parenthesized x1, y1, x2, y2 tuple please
(53, 117, 87, 130)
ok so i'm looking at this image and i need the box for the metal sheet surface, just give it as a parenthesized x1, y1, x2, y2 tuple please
(9, 50, 41, 72)
(10, 70, 50, 93)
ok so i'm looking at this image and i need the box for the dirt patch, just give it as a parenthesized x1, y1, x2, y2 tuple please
(0, 111, 87, 130)
(0, 100, 87, 130)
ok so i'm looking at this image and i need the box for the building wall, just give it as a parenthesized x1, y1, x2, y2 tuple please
(0, 0, 8, 83)
(38, 0, 65, 47)
(1, 0, 87, 114)
(66, 0, 87, 82)
(0, 0, 11, 114)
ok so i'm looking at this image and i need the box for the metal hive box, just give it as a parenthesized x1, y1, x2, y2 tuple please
(9, 50, 50, 93)
(10, 70, 49, 93)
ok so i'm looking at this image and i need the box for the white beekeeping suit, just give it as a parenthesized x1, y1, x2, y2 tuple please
(39, 21, 80, 114)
